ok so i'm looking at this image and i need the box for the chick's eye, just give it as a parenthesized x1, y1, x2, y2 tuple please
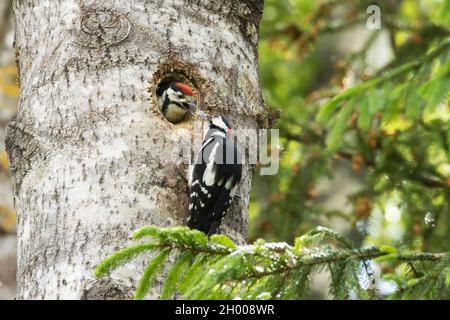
(177, 92, 184, 98)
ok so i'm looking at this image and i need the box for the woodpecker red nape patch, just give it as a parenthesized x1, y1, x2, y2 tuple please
(175, 82, 194, 96)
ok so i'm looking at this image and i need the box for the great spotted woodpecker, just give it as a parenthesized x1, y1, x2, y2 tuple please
(156, 82, 197, 123)
(187, 115, 242, 235)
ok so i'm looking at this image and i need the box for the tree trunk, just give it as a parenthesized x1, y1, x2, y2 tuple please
(7, 0, 264, 299)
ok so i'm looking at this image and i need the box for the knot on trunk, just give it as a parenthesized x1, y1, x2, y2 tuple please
(81, 278, 134, 300)
(76, 8, 132, 49)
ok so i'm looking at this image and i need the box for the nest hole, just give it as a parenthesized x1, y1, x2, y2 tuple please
(154, 72, 199, 124)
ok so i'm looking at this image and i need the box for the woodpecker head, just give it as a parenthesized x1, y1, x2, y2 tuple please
(157, 82, 197, 123)
(209, 115, 233, 136)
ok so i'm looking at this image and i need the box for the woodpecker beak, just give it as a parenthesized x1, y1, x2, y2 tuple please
(183, 101, 197, 115)
(196, 110, 210, 121)
(187, 102, 197, 111)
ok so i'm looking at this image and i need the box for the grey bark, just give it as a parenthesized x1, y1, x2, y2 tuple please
(0, 0, 17, 300)
(7, 0, 264, 299)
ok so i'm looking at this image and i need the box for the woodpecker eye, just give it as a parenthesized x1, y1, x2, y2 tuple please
(177, 92, 184, 98)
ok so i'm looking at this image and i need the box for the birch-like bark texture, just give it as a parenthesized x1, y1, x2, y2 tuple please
(7, 0, 265, 299)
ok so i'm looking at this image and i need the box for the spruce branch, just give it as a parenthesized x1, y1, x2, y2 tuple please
(95, 226, 449, 300)
(214, 247, 446, 283)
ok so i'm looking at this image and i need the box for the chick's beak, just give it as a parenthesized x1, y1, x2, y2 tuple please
(183, 101, 197, 113)
(187, 102, 197, 112)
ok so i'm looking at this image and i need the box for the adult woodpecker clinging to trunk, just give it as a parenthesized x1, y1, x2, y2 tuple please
(187, 115, 242, 236)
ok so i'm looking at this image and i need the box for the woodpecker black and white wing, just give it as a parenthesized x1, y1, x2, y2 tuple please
(187, 132, 242, 235)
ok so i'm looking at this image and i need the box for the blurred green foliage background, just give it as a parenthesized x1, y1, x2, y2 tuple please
(250, 0, 449, 289)
(246, 0, 450, 298)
